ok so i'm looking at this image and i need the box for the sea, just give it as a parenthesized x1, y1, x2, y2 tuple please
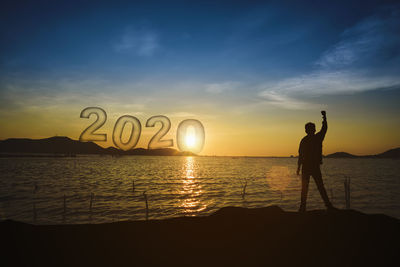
(0, 155, 399, 224)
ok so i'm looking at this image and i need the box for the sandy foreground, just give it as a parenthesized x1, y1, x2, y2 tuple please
(1, 206, 399, 267)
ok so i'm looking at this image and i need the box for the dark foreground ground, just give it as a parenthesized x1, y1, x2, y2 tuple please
(1, 206, 399, 267)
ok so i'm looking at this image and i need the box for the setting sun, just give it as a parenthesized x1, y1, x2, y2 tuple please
(185, 134, 196, 148)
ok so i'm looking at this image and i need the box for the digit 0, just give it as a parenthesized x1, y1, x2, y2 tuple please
(112, 115, 141, 151)
(176, 119, 205, 154)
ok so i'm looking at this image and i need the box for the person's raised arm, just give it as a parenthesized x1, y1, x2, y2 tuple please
(318, 110, 327, 140)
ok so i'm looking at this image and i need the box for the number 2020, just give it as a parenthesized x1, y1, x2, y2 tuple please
(79, 107, 205, 153)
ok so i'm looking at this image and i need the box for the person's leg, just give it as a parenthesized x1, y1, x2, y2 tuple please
(312, 167, 332, 208)
(299, 172, 310, 212)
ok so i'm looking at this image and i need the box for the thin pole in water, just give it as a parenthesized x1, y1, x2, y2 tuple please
(33, 182, 38, 223)
(89, 193, 94, 213)
(63, 194, 67, 221)
(347, 178, 351, 209)
(143, 191, 149, 221)
(241, 180, 247, 199)
(344, 177, 350, 209)
(33, 202, 37, 222)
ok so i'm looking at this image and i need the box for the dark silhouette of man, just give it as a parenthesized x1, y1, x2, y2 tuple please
(296, 111, 336, 212)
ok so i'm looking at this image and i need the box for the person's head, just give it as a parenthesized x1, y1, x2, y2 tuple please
(305, 122, 316, 135)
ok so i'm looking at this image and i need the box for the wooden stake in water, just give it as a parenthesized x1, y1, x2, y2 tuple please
(33, 182, 37, 223)
(132, 180, 135, 193)
(143, 191, 149, 221)
(63, 194, 67, 221)
(89, 193, 94, 213)
(33, 182, 38, 194)
(344, 177, 351, 209)
(241, 180, 247, 199)
(33, 202, 37, 222)
(348, 178, 351, 209)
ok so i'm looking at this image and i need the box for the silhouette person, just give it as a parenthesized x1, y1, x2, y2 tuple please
(296, 111, 336, 212)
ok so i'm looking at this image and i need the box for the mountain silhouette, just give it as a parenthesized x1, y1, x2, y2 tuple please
(0, 136, 398, 158)
(0, 136, 195, 156)
(325, 152, 357, 158)
(325, 148, 400, 158)
(376, 147, 400, 158)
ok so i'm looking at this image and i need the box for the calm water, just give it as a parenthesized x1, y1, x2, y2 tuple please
(0, 156, 399, 224)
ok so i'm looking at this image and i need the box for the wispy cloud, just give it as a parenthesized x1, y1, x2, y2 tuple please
(205, 81, 240, 94)
(258, 91, 321, 110)
(167, 112, 196, 118)
(114, 27, 159, 56)
(259, 71, 400, 96)
(316, 8, 400, 69)
(258, 6, 400, 109)
(0, 77, 150, 114)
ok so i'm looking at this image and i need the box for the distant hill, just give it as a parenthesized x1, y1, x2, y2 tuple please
(325, 152, 357, 158)
(325, 148, 400, 159)
(0, 136, 196, 156)
(376, 148, 400, 158)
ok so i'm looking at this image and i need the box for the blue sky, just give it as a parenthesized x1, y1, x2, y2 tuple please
(2, 0, 399, 81)
(1, 0, 399, 155)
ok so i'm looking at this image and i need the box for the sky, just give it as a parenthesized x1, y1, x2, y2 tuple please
(1, 0, 400, 156)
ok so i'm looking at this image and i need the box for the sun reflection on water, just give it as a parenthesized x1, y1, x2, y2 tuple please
(266, 166, 294, 192)
(179, 156, 206, 214)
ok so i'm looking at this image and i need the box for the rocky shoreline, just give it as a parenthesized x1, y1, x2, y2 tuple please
(1, 206, 399, 267)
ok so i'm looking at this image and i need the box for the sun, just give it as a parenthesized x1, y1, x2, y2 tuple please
(185, 134, 196, 148)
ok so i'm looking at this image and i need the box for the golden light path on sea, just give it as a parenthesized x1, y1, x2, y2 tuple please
(179, 156, 206, 214)
(266, 166, 293, 192)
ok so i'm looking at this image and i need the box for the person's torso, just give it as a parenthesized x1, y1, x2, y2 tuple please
(301, 134, 323, 165)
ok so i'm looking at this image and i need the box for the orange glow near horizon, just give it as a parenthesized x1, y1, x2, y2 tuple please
(0, 103, 399, 157)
